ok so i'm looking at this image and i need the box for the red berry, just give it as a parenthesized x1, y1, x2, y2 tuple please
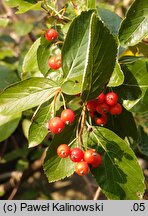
(48, 117, 65, 134)
(96, 103, 110, 114)
(70, 148, 84, 162)
(97, 92, 106, 104)
(109, 103, 122, 115)
(48, 54, 61, 70)
(84, 149, 100, 164)
(92, 154, 102, 168)
(105, 92, 118, 106)
(95, 114, 107, 126)
(75, 161, 89, 176)
(45, 28, 58, 41)
(61, 109, 75, 124)
(57, 144, 71, 158)
(87, 100, 98, 112)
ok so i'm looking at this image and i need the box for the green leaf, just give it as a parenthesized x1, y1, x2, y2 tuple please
(97, 7, 122, 35)
(130, 89, 148, 113)
(119, 56, 145, 64)
(6, 0, 42, 14)
(116, 59, 148, 112)
(119, 0, 148, 47)
(47, 71, 64, 84)
(14, 21, 33, 36)
(22, 119, 32, 139)
(61, 10, 94, 95)
(82, 15, 118, 100)
(138, 126, 148, 156)
(62, 11, 94, 81)
(22, 38, 41, 78)
(107, 108, 138, 147)
(43, 124, 77, 182)
(0, 77, 58, 115)
(37, 44, 50, 76)
(0, 113, 21, 142)
(0, 64, 19, 91)
(107, 62, 124, 87)
(62, 11, 117, 101)
(28, 102, 51, 148)
(61, 80, 82, 95)
(89, 126, 145, 199)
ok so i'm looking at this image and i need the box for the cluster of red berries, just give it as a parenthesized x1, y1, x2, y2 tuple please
(87, 92, 122, 126)
(45, 28, 62, 70)
(47, 109, 75, 134)
(57, 145, 102, 176)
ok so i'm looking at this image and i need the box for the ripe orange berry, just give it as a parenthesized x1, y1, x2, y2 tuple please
(45, 28, 58, 41)
(47, 117, 65, 134)
(84, 149, 99, 164)
(61, 109, 75, 124)
(48, 54, 62, 70)
(70, 148, 84, 162)
(57, 144, 71, 158)
(75, 161, 89, 176)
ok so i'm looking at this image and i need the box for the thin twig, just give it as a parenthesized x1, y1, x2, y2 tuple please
(8, 182, 20, 200)
(93, 186, 101, 200)
(78, 105, 86, 146)
(60, 92, 66, 109)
